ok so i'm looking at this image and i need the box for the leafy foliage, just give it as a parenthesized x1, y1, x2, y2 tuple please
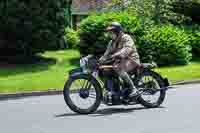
(190, 31, 200, 57)
(64, 28, 80, 49)
(140, 24, 192, 65)
(171, 0, 200, 23)
(108, 0, 196, 24)
(79, 11, 143, 55)
(79, 12, 193, 66)
(0, 0, 68, 60)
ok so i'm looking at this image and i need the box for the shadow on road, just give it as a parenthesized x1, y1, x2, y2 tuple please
(55, 106, 165, 117)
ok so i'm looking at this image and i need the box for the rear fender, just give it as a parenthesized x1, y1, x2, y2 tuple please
(143, 70, 170, 90)
(163, 78, 170, 87)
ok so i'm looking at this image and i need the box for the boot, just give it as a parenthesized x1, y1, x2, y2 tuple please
(118, 71, 139, 100)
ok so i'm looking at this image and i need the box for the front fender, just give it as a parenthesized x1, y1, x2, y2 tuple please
(68, 68, 103, 89)
(68, 68, 97, 83)
(68, 72, 103, 94)
(68, 67, 83, 77)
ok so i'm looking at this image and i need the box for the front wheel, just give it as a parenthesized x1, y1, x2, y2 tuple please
(134, 70, 166, 108)
(63, 74, 102, 114)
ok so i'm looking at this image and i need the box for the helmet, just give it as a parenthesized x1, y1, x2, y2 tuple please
(106, 22, 123, 33)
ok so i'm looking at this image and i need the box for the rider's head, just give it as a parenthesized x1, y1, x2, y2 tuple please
(106, 22, 123, 40)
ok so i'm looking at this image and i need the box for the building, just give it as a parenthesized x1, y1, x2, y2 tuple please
(71, 0, 127, 29)
(71, 0, 109, 29)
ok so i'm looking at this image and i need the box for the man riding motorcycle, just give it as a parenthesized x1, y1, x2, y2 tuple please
(99, 22, 141, 100)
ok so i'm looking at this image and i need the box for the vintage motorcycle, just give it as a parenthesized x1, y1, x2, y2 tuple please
(63, 55, 170, 114)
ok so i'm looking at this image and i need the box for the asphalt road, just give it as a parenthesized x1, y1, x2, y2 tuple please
(1, 84, 200, 133)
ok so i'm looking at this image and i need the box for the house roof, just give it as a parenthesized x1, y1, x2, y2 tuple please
(71, 0, 128, 15)
(72, 0, 103, 14)
(72, 0, 130, 15)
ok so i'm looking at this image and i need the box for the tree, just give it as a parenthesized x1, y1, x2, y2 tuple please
(67, 0, 73, 28)
(172, 0, 200, 23)
(0, 0, 69, 63)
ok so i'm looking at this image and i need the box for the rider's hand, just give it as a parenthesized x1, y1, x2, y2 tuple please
(99, 57, 106, 64)
(111, 54, 116, 59)
(111, 54, 120, 59)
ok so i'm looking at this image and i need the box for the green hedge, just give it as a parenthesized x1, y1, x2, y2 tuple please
(64, 28, 80, 49)
(79, 11, 143, 55)
(79, 12, 193, 66)
(190, 31, 200, 57)
(141, 24, 192, 66)
(0, 0, 68, 59)
(182, 24, 200, 57)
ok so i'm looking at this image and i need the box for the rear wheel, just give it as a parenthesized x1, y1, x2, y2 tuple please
(63, 74, 102, 114)
(134, 70, 166, 108)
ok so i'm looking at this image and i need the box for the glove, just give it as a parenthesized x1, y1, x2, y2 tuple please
(110, 54, 116, 59)
(99, 56, 107, 64)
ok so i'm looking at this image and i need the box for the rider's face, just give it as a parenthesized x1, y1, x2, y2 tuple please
(111, 31, 117, 40)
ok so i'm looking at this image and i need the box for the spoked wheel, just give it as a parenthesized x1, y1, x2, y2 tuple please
(135, 70, 166, 108)
(63, 74, 102, 114)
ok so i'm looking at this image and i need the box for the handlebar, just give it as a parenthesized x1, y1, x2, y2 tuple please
(81, 55, 121, 70)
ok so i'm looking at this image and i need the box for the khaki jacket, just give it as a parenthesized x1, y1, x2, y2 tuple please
(102, 32, 140, 72)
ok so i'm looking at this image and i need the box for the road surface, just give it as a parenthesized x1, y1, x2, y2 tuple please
(1, 84, 200, 133)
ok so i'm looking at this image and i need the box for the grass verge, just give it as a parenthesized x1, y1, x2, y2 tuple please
(0, 50, 79, 93)
(0, 50, 200, 93)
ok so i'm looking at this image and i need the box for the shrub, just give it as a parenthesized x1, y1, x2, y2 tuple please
(182, 24, 200, 57)
(79, 11, 143, 55)
(140, 24, 192, 66)
(79, 12, 193, 66)
(64, 28, 80, 49)
(190, 31, 200, 57)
